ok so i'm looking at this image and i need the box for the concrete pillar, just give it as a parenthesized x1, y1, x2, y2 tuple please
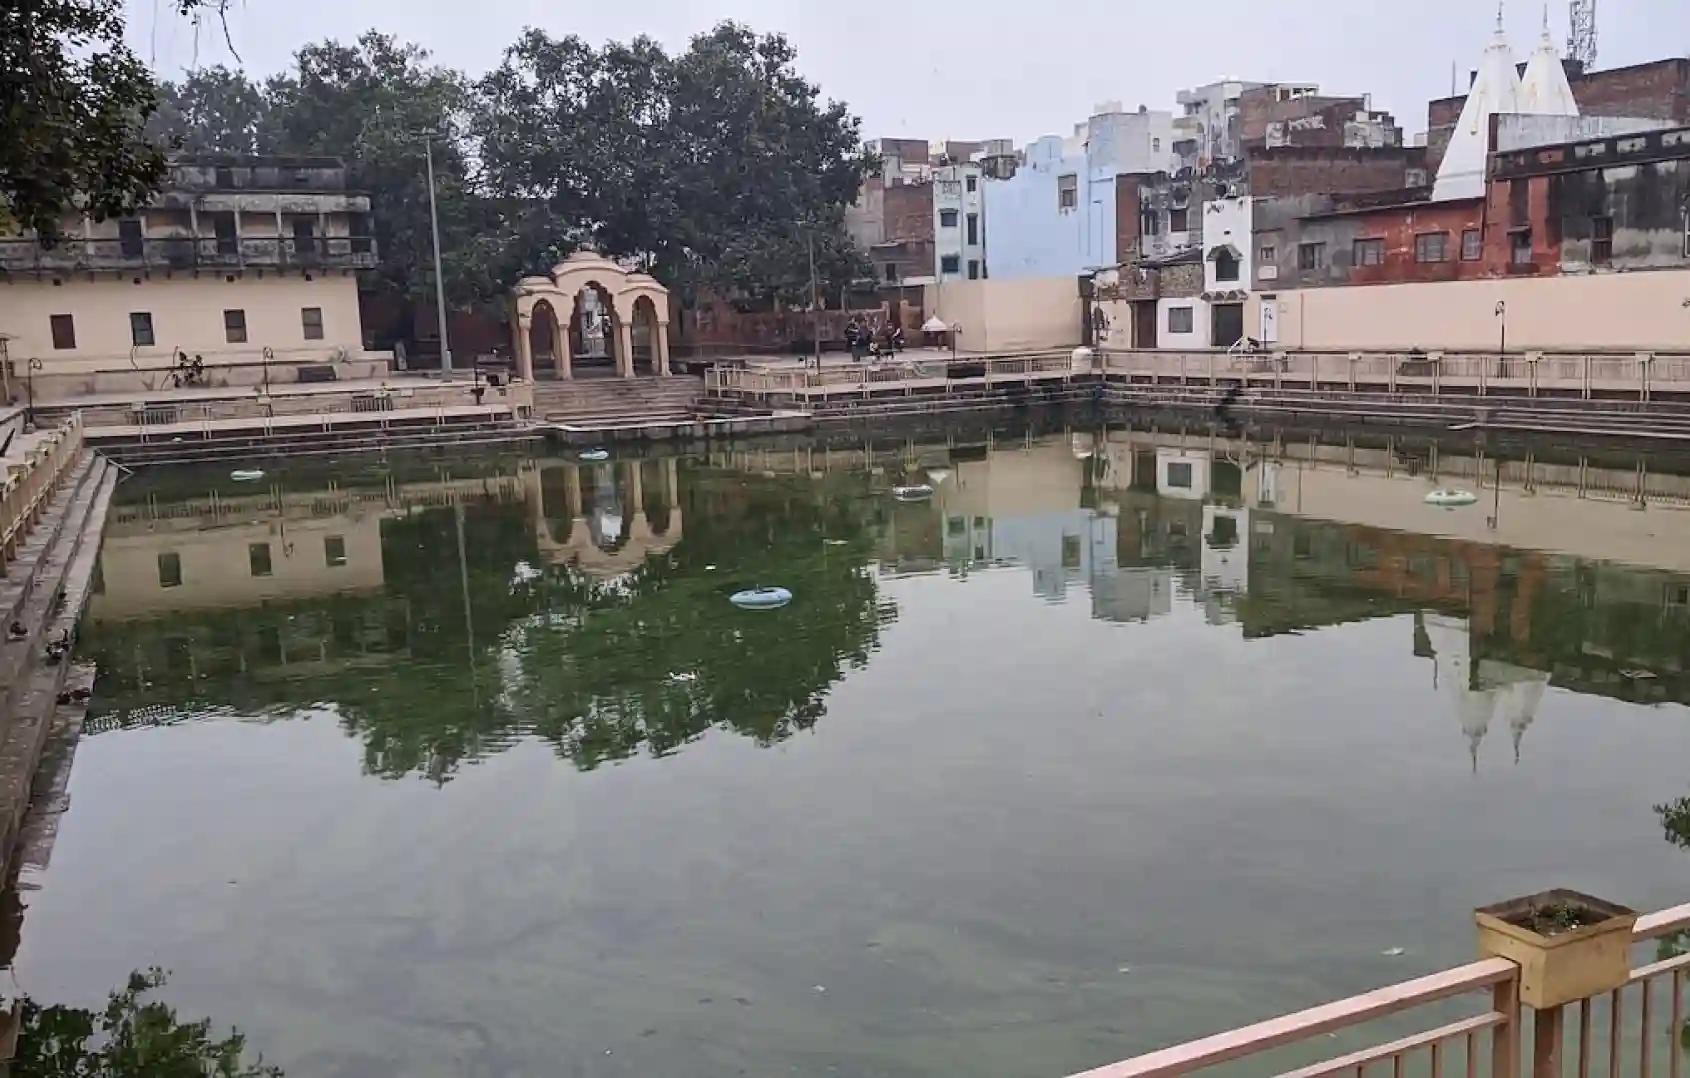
(513, 310, 534, 382)
(556, 312, 573, 380)
(563, 464, 582, 518)
(616, 320, 634, 378)
(656, 320, 672, 376)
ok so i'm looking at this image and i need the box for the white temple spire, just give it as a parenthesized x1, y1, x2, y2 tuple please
(1433, 18, 1524, 201)
(1521, 9, 1581, 117)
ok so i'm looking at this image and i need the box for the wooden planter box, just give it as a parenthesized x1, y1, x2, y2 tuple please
(1475, 889, 1637, 1008)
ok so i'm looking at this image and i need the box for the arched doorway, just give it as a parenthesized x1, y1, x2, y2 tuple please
(529, 300, 563, 379)
(631, 296, 662, 376)
(570, 284, 619, 378)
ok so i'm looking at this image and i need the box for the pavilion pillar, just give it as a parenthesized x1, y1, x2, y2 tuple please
(615, 320, 634, 378)
(556, 311, 573, 380)
(656, 320, 672, 376)
(513, 310, 534, 382)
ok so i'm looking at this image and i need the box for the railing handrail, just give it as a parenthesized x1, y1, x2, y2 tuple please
(1068, 957, 1515, 1078)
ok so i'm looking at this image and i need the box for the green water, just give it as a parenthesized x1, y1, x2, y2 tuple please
(12, 422, 1690, 1076)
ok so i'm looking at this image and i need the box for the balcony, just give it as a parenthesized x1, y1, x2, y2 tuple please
(0, 235, 379, 275)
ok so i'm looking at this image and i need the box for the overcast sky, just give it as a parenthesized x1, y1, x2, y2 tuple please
(127, 0, 1690, 146)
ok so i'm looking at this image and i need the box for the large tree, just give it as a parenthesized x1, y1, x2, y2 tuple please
(476, 22, 873, 306)
(148, 66, 271, 155)
(261, 33, 504, 307)
(0, 0, 217, 240)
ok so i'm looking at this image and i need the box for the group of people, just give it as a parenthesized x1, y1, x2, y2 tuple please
(844, 317, 905, 361)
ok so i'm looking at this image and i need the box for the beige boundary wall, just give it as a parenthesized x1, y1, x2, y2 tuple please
(1252, 270, 1690, 351)
(922, 276, 1083, 352)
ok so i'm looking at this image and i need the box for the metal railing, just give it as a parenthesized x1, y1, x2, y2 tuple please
(0, 413, 84, 570)
(1099, 348, 1690, 401)
(0, 235, 378, 274)
(705, 350, 1083, 396)
(1067, 900, 1690, 1078)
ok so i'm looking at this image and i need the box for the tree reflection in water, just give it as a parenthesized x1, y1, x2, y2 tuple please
(78, 462, 891, 782)
(13, 968, 280, 1077)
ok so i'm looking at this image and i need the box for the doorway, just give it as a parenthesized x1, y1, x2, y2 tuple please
(1211, 303, 1244, 348)
(1133, 301, 1158, 348)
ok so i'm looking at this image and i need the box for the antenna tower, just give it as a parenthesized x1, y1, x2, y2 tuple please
(1568, 0, 1597, 69)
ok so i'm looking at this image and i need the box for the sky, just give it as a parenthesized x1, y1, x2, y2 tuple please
(126, 0, 1690, 147)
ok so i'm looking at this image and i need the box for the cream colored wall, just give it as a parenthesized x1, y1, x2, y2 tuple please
(1252, 270, 1690, 351)
(89, 514, 386, 620)
(0, 273, 366, 371)
(923, 276, 1082, 351)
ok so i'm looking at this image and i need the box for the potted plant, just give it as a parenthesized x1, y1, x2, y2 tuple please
(1475, 889, 1637, 1008)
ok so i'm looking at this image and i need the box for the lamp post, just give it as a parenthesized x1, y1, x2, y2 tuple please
(1495, 300, 1508, 355)
(423, 132, 453, 376)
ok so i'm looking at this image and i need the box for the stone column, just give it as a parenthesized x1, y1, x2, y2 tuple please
(656, 320, 672, 376)
(616, 320, 634, 378)
(513, 310, 534, 382)
(557, 314, 573, 380)
(563, 464, 582, 518)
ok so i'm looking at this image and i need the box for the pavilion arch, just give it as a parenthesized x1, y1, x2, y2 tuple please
(511, 251, 673, 381)
(525, 459, 684, 577)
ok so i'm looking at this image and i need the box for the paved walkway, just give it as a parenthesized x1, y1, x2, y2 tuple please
(36, 373, 483, 410)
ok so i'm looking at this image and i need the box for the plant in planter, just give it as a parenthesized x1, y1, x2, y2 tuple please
(1474, 889, 1637, 1009)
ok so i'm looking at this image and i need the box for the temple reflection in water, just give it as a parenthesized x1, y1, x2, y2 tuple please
(82, 422, 1690, 774)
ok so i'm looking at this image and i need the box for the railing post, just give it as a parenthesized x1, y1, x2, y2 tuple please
(1640, 351, 1653, 402)
(1348, 352, 1359, 393)
(1531, 1003, 1563, 1078)
(1389, 353, 1398, 394)
(1206, 351, 1215, 387)
(1479, 353, 1489, 397)
(1430, 351, 1444, 395)
(1492, 973, 1521, 1078)
(1583, 355, 1592, 400)
(1527, 351, 1541, 397)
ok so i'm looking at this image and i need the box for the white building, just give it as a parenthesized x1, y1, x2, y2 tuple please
(1201, 196, 1253, 348)
(1174, 79, 1267, 170)
(933, 162, 987, 281)
(984, 104, 1178, 280)
(1433, 19, 1526, 201)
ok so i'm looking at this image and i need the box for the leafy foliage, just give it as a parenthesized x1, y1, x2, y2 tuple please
(147, 66, 270, 155)
(13, 968, 280, 1077)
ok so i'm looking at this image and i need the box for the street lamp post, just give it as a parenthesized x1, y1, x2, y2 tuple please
(424, 133, 453, 376)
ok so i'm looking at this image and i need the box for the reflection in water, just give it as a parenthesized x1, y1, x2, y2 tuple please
(13, 969, 280, 1077)
(81, 425, 1690, 779)
(30, 421, 1690, 1076)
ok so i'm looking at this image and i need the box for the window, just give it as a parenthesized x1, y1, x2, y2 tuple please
(157, 552, 182, 588)
(1167, 306, 1194, 334)
(129, 312, 154, 347)
(1259, 244, 1277, 263)
(1141, 210, 1161, 236)
(1509, 178, 1529, 226)
(1461, 229, 1483, 261)
(1057, 173, 1078, 210)
(211, 212, 237, 255)
(325, 535, 348, 567)
(965, 175, 977, 193)
(967, 259, 980, 280)
(1414, 232, 1449, 263)
(301, 307, 324, 340)
(965, 213, 978, 245)
(1170, 206, 1189, 232)
(292, 217, 316, 255)
(1511, 230, 1533, 265)
(883, 263, 898, 282)
(1214, 249, 1240, 282)
(248, 542, 273, 578)
(1061, 535, 1082, 569)
(941, 254, 960, 274)
(49, 314, 76, 350)
(1166, 461, 1194, 488)
(119, 218, 144, 258)
(1152, 137, 1162, 152)
(1298, 242, 1326, 270)
(224, 308, 247, 344)
(1591, 215, 1614, 264)
(940, 209, 959, 228)
(1353, 238, 1385, 266)
(214, 166, 235, 187)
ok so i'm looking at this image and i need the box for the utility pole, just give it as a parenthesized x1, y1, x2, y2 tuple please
(807, 229, 821, 364)
(424, 133, 453, 375)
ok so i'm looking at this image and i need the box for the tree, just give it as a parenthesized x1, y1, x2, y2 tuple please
(147, 66, 271, 155)
(13, 967, 281, 1076)
(261, 33, 503, 307)
(0, 1, 198, 240)
(475, 22, 873, 306)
